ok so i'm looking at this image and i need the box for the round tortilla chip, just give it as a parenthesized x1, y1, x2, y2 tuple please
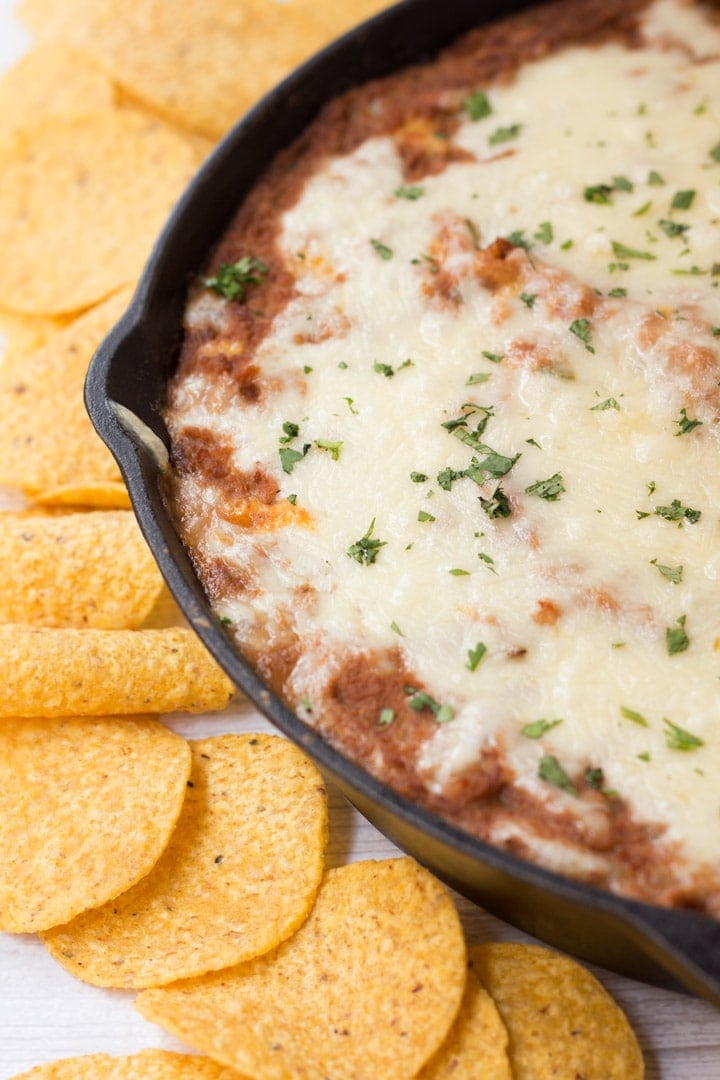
(0, 509, 163, 628)
(469, 943, 645, 1079)
(0, 43, 117, 150)
(0, 288, 132, 503)
(136, 857, 466, 1079)
(417, 960, 512, 1079)
(17, 0, 352, 140)
(10, 1048, 238, 1079)
(0, 625, 235, 716)
(0, 716, 191, 933)
(42, 733, 328, 988)
(0, 108, 197, 315)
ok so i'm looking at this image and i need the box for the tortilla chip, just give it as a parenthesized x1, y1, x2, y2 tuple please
(0, 43, 117, 151)
(18, 0, 339, 140)
(0, 509, 163, 628)
(0, 288, 131, 505)
(469, 943, 645, 1079)
(42, 733, 328, 987)
(0, 108, 197, 316)
(10, 1049, 238, 1079)
(0, 716, 190, 933)
(0, 625, 235, 716)
(417, 959, 512, 1079)
(292, 0, 391, 37)
(136, 857, 466, 1078)
(0, 312, 69, 358)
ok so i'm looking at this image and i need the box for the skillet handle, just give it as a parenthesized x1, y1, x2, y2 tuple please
(625, 902, 720, 1005)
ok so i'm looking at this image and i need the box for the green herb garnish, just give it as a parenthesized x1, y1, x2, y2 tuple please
(404, 687, 454, 723)
(521, 718, 563, 738)
(664, 717, 704, 750)
(650, 559, 683, 584)
(538, 754, 577, 795)
(620, 705, 649, 727)
(464, 90, 492, 121)
(489, 123, 522, 145)
(370, 238, 393, 260)
(674, 407, 703, 435)
(204, 256, 268, 302)
(479, 486, 512, 519)
(525, 473, 565, 501)
(611, 240, 656, 260)
(466, 642, 488, 672)
(671, 189, 695, 210)
(569, 318, 595, 353)
(347, 519, 386, 565)
(666, 615, 689, 655)
(395, 185, 425, 200)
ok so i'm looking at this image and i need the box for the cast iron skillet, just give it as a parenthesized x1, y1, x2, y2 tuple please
(85, 0, 720, 1005)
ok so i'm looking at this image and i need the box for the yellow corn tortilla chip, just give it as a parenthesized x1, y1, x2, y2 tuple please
(0, 625, 235, 716)
(469, 943, 645, 1080)
(0, 312, 69, 358)
(0, 43, 117, 151)
(417, 959, 512, 1079)
(0, 509, 163, 628)
(0, 108, 197, 316)
(292, 0, 391, 37)
(10, 1049, 238, 1079)
(0, 288, 131, 506)
(42, 733, 328, 987)
(18, 0, 337, 140)
(0, 716, 190, 933)
(34, 483, 131, 508)
(137, 857, 466, 1079)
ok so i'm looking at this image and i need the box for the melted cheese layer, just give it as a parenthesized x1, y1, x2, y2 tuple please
(171, 0, 720, 892)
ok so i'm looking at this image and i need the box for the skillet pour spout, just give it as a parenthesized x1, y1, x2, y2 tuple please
(85, 0, 720, 1008)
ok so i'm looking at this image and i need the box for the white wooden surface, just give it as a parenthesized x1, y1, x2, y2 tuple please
(2, 2, 720, 1075)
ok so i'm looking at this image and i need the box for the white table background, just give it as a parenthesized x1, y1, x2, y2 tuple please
(2, 1, 720, 1075)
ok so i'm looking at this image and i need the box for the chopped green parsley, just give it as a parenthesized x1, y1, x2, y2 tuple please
(404, 686, 454, 723)
(479, 486, 512, 519)
(347, 519, 386, 566)
(279, 446, 308, 474)
(488, 123, 522, 145)
(611, 240, 656, 261)
(521, 718, 563, 738)
(674, 408, 703, 435)
(671, 189, 696, 210)
(394, 185, 425, 200)
(370, 238, 393, 260)
(466, 642, 488, 672)
(650, 559, 683, 584)
(666, 615, 689, 655)
(569, 317, 595, 353)
(464, 90, 492, 121)
(315, 439, 342, 460)
(664, 717, 704, 750)
(204, 256, 267, 302)
(524, 473, 565, 501)
(538, 754, 577, 796)
(620, 705, 649, 727)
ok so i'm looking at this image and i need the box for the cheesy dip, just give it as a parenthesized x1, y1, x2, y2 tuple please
(166, 0, 720, 912)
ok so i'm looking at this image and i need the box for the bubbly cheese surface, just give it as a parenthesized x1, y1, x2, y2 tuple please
(169, 0, 720, 902)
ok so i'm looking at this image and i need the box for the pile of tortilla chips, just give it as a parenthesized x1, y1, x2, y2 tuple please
(0, 0, 646, 1076)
